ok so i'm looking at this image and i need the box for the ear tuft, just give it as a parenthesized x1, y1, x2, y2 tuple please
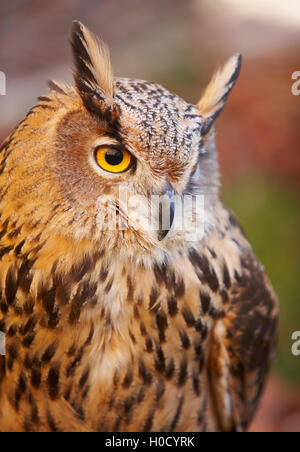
(71, 21, 114, 103)
(198, 54, 242, 133)
(47, 80, 69, 95)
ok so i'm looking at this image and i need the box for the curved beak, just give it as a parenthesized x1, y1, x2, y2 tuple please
(158, 188, 175, 241)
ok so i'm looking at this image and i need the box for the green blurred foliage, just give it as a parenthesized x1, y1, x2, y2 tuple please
(224, 175, 300, 383)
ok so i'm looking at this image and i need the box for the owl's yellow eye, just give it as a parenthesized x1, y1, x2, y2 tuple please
(95, 146, 132, 173)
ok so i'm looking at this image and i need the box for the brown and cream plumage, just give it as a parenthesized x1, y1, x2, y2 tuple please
(0, 22, 278, 432)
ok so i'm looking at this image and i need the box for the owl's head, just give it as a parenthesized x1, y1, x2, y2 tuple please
(0, 22, 241, 263)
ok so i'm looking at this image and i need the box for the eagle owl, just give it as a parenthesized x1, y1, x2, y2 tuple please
(0, 22, 278, 432)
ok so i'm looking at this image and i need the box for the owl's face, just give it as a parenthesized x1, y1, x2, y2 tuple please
(0, 22, 241, 263)
(52, 77, 204, 253)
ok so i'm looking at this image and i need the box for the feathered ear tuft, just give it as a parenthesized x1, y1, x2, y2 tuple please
(198, 54, 242, 134)
(71, 21, 115, 113)
(47, 80, 69, 95)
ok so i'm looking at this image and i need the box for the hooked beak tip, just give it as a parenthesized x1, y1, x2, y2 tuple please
(158, 189, 175, 241)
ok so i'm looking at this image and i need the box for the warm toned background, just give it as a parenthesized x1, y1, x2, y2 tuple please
(0, 0, 299, 432)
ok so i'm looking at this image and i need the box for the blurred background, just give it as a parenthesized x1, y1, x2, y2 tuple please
(0, 0, 299, 432)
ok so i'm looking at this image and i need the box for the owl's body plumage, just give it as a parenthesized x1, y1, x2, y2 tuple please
(0, 22, 278, 432)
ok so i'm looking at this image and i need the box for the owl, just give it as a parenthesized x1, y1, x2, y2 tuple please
(0, 22, 278, 432)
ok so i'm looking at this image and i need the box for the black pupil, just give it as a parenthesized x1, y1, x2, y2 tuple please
(105, 149, 124, 166)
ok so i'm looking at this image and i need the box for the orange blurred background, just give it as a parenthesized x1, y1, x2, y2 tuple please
(0, 0, 299, 432)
